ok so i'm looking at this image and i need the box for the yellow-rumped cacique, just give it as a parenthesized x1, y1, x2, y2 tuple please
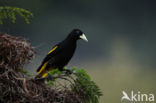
(35, 29, 88, 79)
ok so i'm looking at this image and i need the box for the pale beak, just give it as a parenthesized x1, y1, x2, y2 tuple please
(80, 33, 88, 42)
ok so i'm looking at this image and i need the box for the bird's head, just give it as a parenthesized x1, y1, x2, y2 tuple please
(69, 29, 88, 42)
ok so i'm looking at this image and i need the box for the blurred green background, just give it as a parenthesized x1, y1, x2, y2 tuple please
(0, 0, 156, 103)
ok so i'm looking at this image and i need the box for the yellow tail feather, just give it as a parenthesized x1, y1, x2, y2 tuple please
(38, 62, 48, 74)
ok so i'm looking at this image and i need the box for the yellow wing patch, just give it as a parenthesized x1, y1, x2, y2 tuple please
(38, 62, 48, 74)
(48, 46, 58, 54)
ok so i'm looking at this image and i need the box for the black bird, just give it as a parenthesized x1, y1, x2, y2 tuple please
(35, 29, 88, 79)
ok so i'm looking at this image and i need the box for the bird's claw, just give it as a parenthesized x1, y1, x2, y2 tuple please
(65, 69, 72, 75)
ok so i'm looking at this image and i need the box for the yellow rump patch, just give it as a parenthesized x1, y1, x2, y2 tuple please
(41, 67, 54, 78)
(48, 46, 58, 54)
(38, 62, 48, 74)
(42, 73, 48, 78)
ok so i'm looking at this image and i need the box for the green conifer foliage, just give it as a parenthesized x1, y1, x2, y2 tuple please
(0, 6, 33, 24)
(47, 68, 103, 103)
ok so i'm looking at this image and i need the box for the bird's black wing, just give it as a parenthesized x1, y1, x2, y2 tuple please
(36, 44, 63, 72)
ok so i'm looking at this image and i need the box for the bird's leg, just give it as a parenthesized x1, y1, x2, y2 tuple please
(46, 70, 53, 81)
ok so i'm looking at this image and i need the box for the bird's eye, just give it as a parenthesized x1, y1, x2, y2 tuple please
(75, 31, 80, 34)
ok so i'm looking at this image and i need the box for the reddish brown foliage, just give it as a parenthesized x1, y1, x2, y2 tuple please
(0, 33, 34, 70)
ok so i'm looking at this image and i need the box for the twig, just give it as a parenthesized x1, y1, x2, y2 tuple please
(15, 77, 29, 93)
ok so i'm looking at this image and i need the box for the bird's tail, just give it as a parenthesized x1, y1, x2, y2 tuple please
(35, 62, 49, 79)
(35, 70, 48, 79)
